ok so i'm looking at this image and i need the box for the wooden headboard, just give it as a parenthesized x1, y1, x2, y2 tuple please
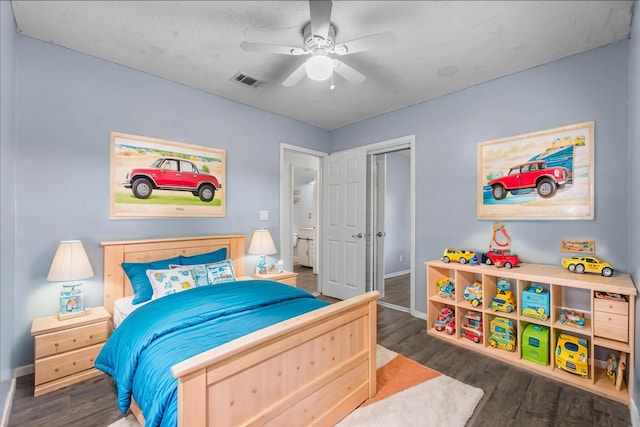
(100, 235, 246, 315)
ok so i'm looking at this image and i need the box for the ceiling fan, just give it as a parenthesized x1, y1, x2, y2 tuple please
(240, 0, 395, 88)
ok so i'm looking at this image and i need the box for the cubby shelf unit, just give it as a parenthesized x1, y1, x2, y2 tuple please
(426, 260, 636, 405)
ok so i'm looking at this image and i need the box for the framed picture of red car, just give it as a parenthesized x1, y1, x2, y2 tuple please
(477, 121, 594, 220)
(110, 132, 226, 218)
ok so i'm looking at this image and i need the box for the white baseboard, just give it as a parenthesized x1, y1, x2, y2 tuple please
(384, 269, 411, 279)
(412, 310, 427, 320)
(632, 397, 639, 427)
(14, 365, 33, 377)
(0, 378, 15, 427)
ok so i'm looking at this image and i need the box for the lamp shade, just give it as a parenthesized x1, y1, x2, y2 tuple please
(248, 229, 277, 256)
(305, 55, 334, 81)
(47, 240, 94, 282)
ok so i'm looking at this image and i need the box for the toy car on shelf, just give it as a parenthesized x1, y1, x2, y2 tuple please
(460, 311, 483, 343)
(489, 316, 516, 351)
(434, 307, 455, 332)
(484, 250, 522, 269)
(555, 333, 588, 377)
(463, 281, 483, 307)
(445, 321, 456, 335)
(436, 278, 455, 300)
(442, 248, 476, 264)
(490, 279, 516, 313)
(559, 309, 585, 328)
(561, 256, 613, 277)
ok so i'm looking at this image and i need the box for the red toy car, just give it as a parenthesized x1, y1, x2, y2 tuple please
(485, 250, 522, 269)
(434, 307, 455, 332)
(123, 157, 221, 202)
(486, 160, 569, 200)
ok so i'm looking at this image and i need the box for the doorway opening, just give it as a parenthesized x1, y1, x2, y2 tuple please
(280, 144, 325, 296)
(368, 148, 412, 313)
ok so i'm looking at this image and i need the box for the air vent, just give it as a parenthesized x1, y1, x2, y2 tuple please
(230, 72, 265, 88)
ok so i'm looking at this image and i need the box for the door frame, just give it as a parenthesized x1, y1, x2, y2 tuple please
(280, 144, 326, 287)
(366, 135, 416, 314)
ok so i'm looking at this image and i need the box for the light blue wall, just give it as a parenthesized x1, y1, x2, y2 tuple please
(628, 1, 639, 418)
(384, 152, 410, 275)
(331, 41, 631, 315)
(11, 34, 329, 367)
(0, 0, 17, 412)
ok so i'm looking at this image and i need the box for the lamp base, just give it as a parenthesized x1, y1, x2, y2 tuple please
(58, 307, 92, 321)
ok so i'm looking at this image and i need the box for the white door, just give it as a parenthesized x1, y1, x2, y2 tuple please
(322, 147, 367, 300)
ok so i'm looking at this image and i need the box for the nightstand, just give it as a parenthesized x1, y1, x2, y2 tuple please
(252, 271, 298, 287)
(31, 306, 112, 396)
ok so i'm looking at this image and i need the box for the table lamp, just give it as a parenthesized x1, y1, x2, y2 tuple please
(47, 240, 94, 320)
(248, 229, 277, 274)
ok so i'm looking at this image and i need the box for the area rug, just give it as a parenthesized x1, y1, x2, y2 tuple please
(108, 346, 483, 427)
(336, 346, 484, 427)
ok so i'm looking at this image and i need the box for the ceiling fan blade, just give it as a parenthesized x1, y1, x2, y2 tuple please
(332, 59, 366, 84)
(282, 62, 308, 87)
(240, 41, 305, 56)
(334, 31, 396, 55)
(309, 0, 332, 40)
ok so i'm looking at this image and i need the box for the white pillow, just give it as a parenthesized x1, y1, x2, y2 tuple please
(206, 259, 236, 284)
(146, 268, 197, 300)
(170, 264, 208, 287)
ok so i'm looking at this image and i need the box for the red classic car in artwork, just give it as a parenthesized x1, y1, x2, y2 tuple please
(486, 160, 569, 200)
(123, 157, 221, 202)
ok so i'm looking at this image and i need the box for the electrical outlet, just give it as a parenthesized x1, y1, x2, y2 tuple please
(400, 254, 403, 262)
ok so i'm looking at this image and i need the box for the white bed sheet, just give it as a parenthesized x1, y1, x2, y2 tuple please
(113, 296, 149, 328)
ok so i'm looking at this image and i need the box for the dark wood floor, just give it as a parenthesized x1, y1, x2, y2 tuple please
(9, 304, 631, 426)
(293, 264, 317, 294)
(379, 273, 410, 308)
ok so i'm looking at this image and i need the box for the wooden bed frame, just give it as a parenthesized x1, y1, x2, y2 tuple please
(101, 235, 379, 427)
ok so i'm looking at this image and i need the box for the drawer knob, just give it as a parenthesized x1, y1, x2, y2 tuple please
(72, 362, 76, 366)
(54, 368, 59, 372)
(54, 343, 59, 347)
(72, 339, 76, 343)
(89, 335, 93, 339)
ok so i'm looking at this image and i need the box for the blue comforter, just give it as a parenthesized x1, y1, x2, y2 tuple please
(95, 280, 328, 427)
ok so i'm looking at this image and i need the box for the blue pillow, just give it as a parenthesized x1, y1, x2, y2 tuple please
(122, 256, 181, 304)
(179, 248, 227, 266)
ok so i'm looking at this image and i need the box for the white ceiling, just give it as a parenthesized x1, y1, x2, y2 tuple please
(11, 1, 634, 130)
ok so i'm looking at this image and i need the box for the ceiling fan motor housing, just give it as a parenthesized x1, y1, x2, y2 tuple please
(303, 23, 336, 56)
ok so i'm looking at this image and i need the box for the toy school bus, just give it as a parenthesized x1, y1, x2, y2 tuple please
(489, 316, 516, 352)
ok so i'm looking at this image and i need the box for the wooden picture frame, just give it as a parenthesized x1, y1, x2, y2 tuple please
(477, 122, 594, 220)
(110, 132, 226, 219)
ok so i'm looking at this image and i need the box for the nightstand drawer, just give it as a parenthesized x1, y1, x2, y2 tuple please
(35, 343, 103, 385)
(34, 321, 109, 359)
(278, 276, 297, 287)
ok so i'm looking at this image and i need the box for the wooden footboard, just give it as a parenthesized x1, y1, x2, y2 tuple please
(171, 291, 379, 427)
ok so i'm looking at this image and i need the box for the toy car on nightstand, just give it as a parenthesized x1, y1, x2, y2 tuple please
(436, 278, 455, 300)
(555, 333, 589, 377)
(463, 281, 483, 307)
(442, 248, 476, 264)
(561, 256, 613, 277)
(434, 307, 455, 332)
(485, 250, 522, 269)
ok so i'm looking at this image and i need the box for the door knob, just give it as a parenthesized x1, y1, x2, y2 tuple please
(352, 233, 363, 239)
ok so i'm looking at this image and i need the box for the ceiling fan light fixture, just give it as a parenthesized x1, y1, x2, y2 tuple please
(305, 55, 334, 81)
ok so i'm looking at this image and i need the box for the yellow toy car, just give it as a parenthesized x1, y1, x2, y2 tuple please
(555, 334, 588, 378)
(561, 256, 613, 277)
(442, 248, 476, 264)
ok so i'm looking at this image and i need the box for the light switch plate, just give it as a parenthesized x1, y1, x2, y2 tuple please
(259, 210, 269, 220)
